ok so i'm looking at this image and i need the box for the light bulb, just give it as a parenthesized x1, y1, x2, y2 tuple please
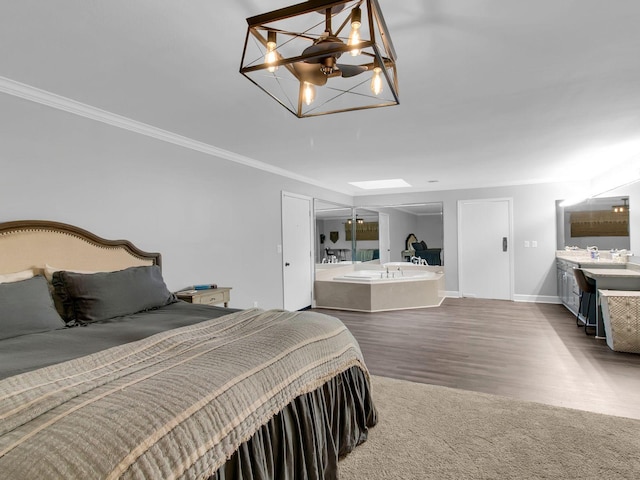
(265, 31, 278, 73)
(303, 82, 315, 105)
(370, 66, 383, 95)
(348, 29, 361, 56)
(348, 7, 362, 56)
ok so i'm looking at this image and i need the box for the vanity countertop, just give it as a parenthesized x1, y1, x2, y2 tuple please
(582, 268, 640, 279)
(556, 255, 622, 267)
(555, 251, 627, 267)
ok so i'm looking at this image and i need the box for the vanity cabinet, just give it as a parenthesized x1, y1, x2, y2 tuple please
(556, 256, 627, 317)
(557, 259, 579, 315)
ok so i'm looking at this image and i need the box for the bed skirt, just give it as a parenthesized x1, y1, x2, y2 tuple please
(213, 366, 377, 480)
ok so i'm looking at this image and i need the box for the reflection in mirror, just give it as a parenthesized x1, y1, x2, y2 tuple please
(556, 196, 630, 250)
(351, 208, 380, 263)
(314, 199, 354, 264)
(355, 203, 444, 265)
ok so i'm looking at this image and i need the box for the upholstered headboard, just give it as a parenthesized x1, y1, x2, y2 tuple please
(405, 233, 418, 251)
(0, 220, 160, 276)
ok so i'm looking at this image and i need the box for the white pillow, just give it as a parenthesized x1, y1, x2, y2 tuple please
(0, 269, 35, 284)
(44, 264, 99, 282)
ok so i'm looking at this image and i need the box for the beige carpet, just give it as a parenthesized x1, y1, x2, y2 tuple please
(339, 375, 640, 479)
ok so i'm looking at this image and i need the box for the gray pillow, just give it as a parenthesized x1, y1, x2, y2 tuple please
(0, 276, 65, 340)
(52, 265, 177, 323)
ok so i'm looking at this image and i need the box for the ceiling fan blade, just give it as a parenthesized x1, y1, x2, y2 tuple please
(336, 64, 368, 78)
(292, 62, 327, 86)
(302, 42, 335, 57)
(302, 39, 344, 62)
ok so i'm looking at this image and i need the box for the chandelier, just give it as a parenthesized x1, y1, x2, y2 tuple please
(240, 0, 399, 118)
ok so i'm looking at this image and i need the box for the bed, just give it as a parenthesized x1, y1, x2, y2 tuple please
(0, 220, 376, 479)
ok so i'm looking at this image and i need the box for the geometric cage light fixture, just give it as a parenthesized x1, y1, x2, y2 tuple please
(240, 0, 399, 118)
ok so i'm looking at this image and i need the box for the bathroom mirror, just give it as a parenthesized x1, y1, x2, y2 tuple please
(355, 202, 444, 265)
(351, 208, 380, 262)
(556, 196, 630, 250)
(314, 199, 354, 263)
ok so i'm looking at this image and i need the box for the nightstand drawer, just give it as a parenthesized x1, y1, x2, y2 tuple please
(176, 287, 231, 307)
(193, 290, 226, 305)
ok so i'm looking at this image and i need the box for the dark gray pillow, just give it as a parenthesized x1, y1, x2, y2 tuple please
(0, 276, 65, 340)
(52, 265, 177, 323)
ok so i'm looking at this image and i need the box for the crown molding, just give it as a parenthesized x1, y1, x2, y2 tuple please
(0, 76, 352, 195)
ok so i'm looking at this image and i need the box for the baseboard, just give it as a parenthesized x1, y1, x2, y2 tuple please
(446, 292, 561, 304)
(514, 294, 562, 304)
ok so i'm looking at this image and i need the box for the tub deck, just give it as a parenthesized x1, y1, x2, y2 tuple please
(314, 263, 445, 312)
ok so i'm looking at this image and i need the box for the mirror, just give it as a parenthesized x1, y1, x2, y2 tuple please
(556, 196, 630, 250)
(314, 200, 445, 267)
(351, 208, 380, 262)
(314, 199, 354, 263)
(355, 203, 444, 265)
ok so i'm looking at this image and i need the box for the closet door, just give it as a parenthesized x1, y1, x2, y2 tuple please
(458, 198, 513, 300)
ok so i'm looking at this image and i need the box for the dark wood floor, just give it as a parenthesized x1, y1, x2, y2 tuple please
(314, 297, 640, 420)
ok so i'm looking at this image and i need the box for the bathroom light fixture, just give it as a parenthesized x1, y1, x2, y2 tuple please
(347, 216, 365, 225)
(612, 198, 629, 213)
(240, 0, 399, 118)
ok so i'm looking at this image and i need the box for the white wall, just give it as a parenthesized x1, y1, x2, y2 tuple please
(0, 93, 351, 309)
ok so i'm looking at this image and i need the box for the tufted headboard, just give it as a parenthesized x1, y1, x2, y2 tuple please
(0, 220, 160, 276)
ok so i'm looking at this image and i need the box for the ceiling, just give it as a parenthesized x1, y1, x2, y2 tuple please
(2, 1, 640, 196)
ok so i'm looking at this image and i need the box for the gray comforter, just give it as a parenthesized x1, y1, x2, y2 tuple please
(0, 302, 235, 379)
(0, 308, 369, 479)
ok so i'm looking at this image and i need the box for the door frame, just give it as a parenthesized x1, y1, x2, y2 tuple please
(457, 197, 515, 300)
(281, 191, 314, 310)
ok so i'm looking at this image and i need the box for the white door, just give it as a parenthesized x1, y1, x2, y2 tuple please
(378, 212, 390, 264)
(282, 192, 313, 311)
(458, 198, 513, 300)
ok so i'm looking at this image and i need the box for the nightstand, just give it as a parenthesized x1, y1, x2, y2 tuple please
(401, 249, 415, 261)
(176, 287, 231, 307)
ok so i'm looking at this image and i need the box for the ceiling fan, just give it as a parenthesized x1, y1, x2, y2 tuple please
(240, 0, 399, 118)
(292, 32, 370, 86)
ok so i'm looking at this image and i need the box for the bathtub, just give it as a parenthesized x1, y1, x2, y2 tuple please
(315, 265, 445, 312)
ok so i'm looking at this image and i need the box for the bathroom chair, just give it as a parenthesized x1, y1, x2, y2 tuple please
(573, 268, 597, 335)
